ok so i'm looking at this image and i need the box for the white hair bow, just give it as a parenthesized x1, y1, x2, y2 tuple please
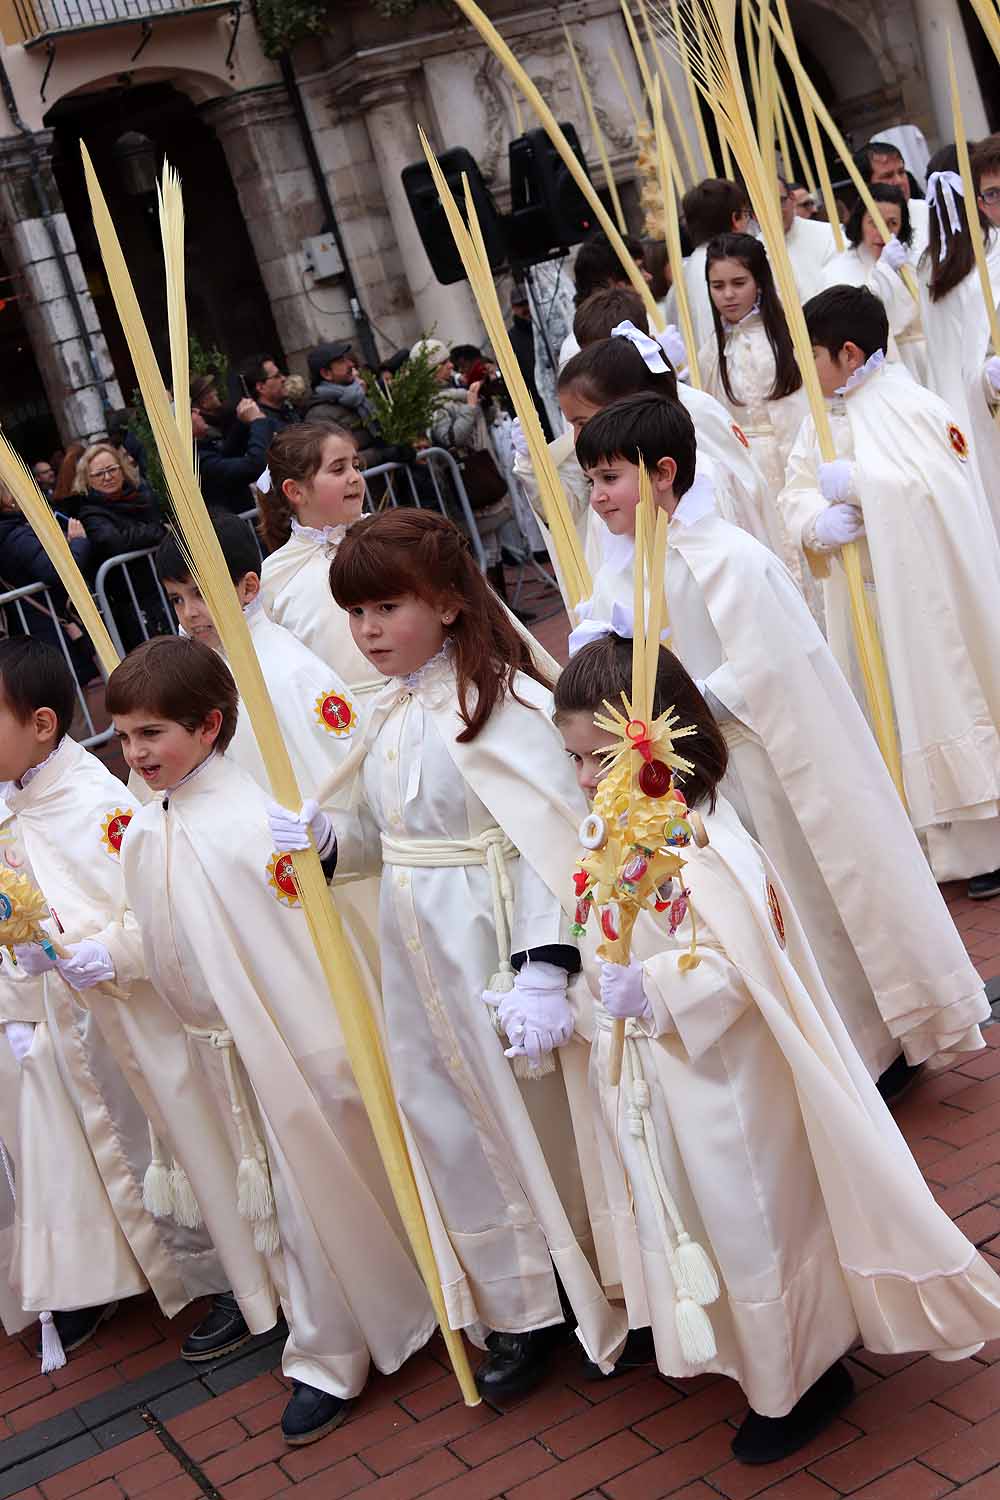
(567, 599, 671, 657)
(256, 467, 272, 494)
(926, 170, 965, 261)
(611, 320, 671, 374)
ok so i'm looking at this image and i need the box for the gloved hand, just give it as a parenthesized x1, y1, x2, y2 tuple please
(879, 235, 909, 272)
(658, 324, 689, 376)
(812, 503, 867, 551)
(483, 961, 575, 1063)
(986, 355, 1000, 395)
(599, 958, 651, 1021)
(55, 940, 115, 992)
(12, 943, 57, 976)
(818, 458, 858, 504)
(510, 417, 530, 459)
(267, 797, 334, 857)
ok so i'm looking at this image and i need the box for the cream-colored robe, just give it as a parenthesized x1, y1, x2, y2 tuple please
(327, 655, 628, 1367)
(664, 245, 714, 354)
(698, 312, 817, 617)
(2, 740, 225, 1316)
(103, 752, 436, 1398)
(582, 492, 988, 1074)
(822, 245, 928, 385)
(778, 360, 1000, 882)
(588, 799, 1000, 1416)
(783, 213, 839, 304)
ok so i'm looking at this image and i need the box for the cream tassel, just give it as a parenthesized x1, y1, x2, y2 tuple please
(39, 1310, 66, 1374)
(674, 1232, 720, 1306)
(674, 1290, 717, 1365)
(237, 1146, 275, 1224)
(142, 1124, 173, 1218)
(254, 1215, 280, 1257)
(168, 1161, 203, 1229)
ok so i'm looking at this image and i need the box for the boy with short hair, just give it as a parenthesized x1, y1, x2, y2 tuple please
(46, 636, 434, 1443)
(573, 392, 990, 1090)
(779, 284, 1000, 900)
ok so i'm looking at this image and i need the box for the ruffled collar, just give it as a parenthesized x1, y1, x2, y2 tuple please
(836, 348, 886, 398)
(723, 299, 762, 335)
(0, 739, 65, 807)
(291, 517, 348, 549)
(395, 639, 456, 705)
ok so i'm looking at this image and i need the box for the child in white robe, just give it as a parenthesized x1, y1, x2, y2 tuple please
(267, 509, 628, 1401)
(779, 284, 1000, 902)
(49, 637, 436, 1444)
(572, 393, 989, 1089)
(698, 231, 816, 614)
(554, 632, 1000, 1464)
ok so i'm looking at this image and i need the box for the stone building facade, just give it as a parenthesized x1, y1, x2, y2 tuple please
(0, 0, 992, 455)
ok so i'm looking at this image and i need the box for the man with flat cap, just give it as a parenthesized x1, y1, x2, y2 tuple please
(303, 340, 381, 462)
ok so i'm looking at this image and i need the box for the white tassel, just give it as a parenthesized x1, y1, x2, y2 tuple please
(169, 1162, 203, 1229)
(512, 1052, 555, 1080)
(486, 967, 514, 1037)
(674, 1290, 717, 1365)
(627, 1103, 644, 1139)
(674, 1233, 721, 1306)
(631, 1078, 651, 1109)
(254, 1214, 280, 1257)
(142, 1159, 173, 1218)
(237, 1150, 275, 1223)
(39, 1311, 66, 1374)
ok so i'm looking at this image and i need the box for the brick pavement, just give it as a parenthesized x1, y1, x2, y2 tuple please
(3, 575, 999, 1497)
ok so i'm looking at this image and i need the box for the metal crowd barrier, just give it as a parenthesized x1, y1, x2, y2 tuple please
(360, 446, 488, 572)
(93, 548, 175, 659)
(0, 581, 113, 750)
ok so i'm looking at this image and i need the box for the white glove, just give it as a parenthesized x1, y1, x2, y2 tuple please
(4, 1021, 35, 1064)
(658, 324, 689, 377)
(985, 355, 1000, 395)
(55, 940, 115, 992)
(484, 960, 575, 1063)
(266, 797, 334, 857)
(812, 503, 866, 551)
(599, 959, 651, 1021)
(510, 417, 530, 459)
(12, 943, 57, 976)
(879, 235, 909, 272)
(818, 458, 858, 504)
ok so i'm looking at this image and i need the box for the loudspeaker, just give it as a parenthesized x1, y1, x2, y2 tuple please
(401, 148, 508, 286)
(507, 124, 595, 261)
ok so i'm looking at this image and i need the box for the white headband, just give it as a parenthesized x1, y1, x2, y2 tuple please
(567, 599, 672, 657)
(926, 170, 965, 261)
(611, 319, 671, 374)
(256, 467, 272, 494)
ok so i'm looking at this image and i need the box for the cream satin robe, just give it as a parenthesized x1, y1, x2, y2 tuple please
(698, 313, 818, 621)
(588, 800, 1000, 1416)
(782, 214, 839, 304)
(330, 654, 628, 1367)
(822, 245, 928, 385)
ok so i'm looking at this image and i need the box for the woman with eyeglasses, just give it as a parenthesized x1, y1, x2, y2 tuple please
(74, 443, 169, 647)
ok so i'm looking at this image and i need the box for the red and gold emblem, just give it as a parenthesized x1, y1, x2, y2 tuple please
(731, 422, 750, 450)
(101, 808, 133, 857)
(766, 880, 786, 949)
(266, 851, 300, 906)
(314, 691, 356, 737)
(948, 423, 969, 461)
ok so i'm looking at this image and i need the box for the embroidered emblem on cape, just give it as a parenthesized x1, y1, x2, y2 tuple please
(314, 691, 356, 737)
(101, 809, 133, 857)
(948, 423, 969, 461)
(766, 880, 786, 949)
(267, 851, 300, 907)
(731, 422, 750, 450)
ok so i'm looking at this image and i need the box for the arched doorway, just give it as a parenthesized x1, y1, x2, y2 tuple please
(46, 80, 282, 403)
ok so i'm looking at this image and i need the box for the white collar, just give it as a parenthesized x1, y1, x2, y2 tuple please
(242, 594, 265, 624)
(670, 472, 717, 528)
(291, 517, 348, 548)
(1, 740, 65, 806)
(835, 348, 886, 397)
(164, 750, 217, 797)
(725, 299, 762, 333)
(395, 639, 455, 697)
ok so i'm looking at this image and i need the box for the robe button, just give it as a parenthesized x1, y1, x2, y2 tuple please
(387, 749, 397, 762)
(407, 938, 420, 953)
(396, 873, 409, 888)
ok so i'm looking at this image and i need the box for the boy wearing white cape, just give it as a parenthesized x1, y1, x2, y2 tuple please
(554, 632, 1000, 1465)
(779, 285, 1000, 902)
(43, 637, 436, 1445)
(572, 393, 990, 1091)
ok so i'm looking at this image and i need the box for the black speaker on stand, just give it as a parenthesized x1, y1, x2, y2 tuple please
(507, 124, 596, 263)
(400, 148, 508, 285)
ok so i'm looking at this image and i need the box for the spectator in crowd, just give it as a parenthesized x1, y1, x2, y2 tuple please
(302, 341, 381, 462)
(506, 289, 554, 440)
(31, 460, 55, 500)
(378, 348, 410, 386)
(790, 183, 818, 219)
(282, 373, 311, 414)
(191, 373, 239, 439)
(194, 396, 271, 514)
(0, 481, 96, 680)
(52, 443, 85, 506)
(74, 443, 168, 646)
(238, 354, 299, 439)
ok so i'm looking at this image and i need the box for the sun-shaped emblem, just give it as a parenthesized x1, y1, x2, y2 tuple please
(314, 691, 356, 737)
(101, 809, 133, 857)
(266, 851, 300, 906)
(948, 423, 969, 461)
(731, 422, 750, 450)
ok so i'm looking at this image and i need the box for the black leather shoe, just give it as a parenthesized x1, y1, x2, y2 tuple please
(731, 1359, 854, 1465)
(581, 1325, 657, 1381)
(969, 868, 1000, 901)
(280, 1382, 351, 1445)
(37, 1301, 117, 1357)
(876, 1054, 922, 1106)
(181, 1293, 252, 1363)
(474, 1326, 563, 1402)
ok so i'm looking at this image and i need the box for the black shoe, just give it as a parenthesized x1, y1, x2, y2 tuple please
(181, 1293, 252, 1363)
(731, 1359, 854, 1465)
(280, 1382, 351, 1445)
(581, 1325, 657, 1381)
(876, 1054, 922, 1106)
(36, 1301, 117, 1357)
(474, 1325, 563, 1402)
(969, 868, 1000, 901)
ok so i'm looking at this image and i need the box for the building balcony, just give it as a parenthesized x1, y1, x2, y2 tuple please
(0, 0, 226, 48)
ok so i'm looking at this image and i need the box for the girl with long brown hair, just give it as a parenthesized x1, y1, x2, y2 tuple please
(267, 508, 628, 1401)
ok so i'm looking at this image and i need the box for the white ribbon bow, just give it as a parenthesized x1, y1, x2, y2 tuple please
(256, 466, 272, 494)
(611, 320, 671, 375)
(567, 599, 671, 657)
(926, 171, 965, 261)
